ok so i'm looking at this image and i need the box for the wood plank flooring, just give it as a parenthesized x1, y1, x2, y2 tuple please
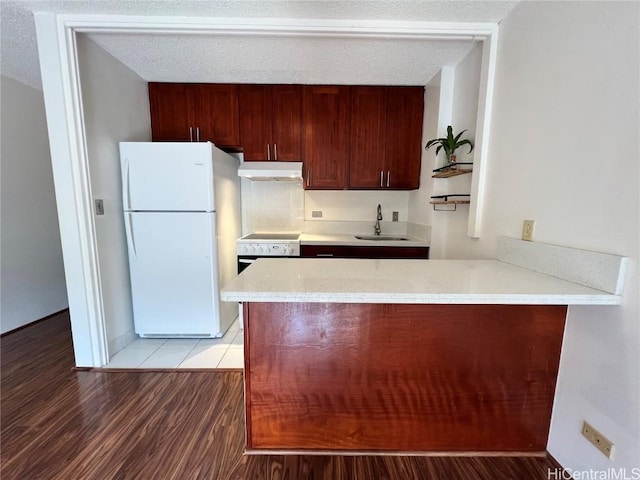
(1, 311, 565, 479)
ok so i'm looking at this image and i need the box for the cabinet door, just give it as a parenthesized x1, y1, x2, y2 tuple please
(301, 245, 429, 259)
(238, 85, 272, 161)
(271, 85, 303, 161)
(199, 84, 240, 147)
(149, 83, 199, 141)
(384, 87, 424, 189)
(303, 86, 350, 189)
(348, 86, 387, 188)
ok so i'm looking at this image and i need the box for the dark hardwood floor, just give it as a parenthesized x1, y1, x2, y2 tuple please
(1, 311, 564, 479)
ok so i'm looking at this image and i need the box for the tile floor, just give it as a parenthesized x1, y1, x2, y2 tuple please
(104, 321, 243, 369)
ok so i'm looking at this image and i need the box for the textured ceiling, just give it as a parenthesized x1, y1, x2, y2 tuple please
(1, 1, 518, 90)
(86, 33, 476, 85)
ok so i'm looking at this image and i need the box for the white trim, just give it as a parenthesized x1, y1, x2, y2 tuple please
(468, 26, 499, 238)
(34, 13, 109, 367)
(63, 19, 110, 366)
(50, 15, 498, 36)
(437, 67, 456, 138)
(34, 14, 499, 367)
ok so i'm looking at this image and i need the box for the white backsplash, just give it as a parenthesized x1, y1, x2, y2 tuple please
(240, 179, 305, 234)
(305, 190, 410, 222)
(304, 220, 408, 236)
(407, 222, 431, 242)
(240, 179, 430, 242)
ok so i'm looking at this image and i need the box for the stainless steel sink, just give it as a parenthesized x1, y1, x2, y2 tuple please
(355, 235, 409, 241)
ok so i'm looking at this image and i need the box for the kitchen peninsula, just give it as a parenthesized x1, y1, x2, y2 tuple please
(221, 240, 623, 454)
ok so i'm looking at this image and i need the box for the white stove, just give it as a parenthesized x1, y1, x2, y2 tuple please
(235, 232, 302, 330)
(236, 232, 301, 257)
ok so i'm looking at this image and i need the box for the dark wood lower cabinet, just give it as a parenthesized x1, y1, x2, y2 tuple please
(301, 244, 429, 259)
(243, 302, 566, 453)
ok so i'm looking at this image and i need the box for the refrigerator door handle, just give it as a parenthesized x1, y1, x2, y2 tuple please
(123, 159, 132, 210)
(124, 214, 137, 258)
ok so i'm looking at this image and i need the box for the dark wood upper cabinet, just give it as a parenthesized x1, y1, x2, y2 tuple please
(148, 83, 240, 147)
(349, 86, 387, 188)
(149, 82, 423, 189)
(384, 87, 424, 189)
(198, 84, 240, 147)
(303, 86, 350, 189)
(349, 86, 424, 189)
(149, 83, 199, 142)
(271, 86, 303, 161)
(238, 85, 271, 160)
(238, 85, 302, 161)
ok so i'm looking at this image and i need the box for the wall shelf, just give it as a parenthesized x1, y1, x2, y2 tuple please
(432, 163, 473, 178)
(430, 194, 471, 211)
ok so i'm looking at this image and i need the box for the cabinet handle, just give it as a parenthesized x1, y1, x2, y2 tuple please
(317, 253, 334, 257)
(196, 127, 200, 142)
(274, 143, 278, 160)
(306, 168, 311, 187)
(387, 171, 390, 187)
(267, 144, 271, 160)
(189, 127, 193, 142)
(380, 171, 384, 187)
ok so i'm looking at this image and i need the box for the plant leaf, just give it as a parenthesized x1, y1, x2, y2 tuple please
(454, 129, 468, 143)
(425, 137, 447, 150)
(456, 139, 474, 153)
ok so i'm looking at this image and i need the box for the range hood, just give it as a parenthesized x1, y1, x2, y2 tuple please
(238, 161, 303, 182)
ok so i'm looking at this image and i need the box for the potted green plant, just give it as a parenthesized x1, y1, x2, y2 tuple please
(425, 126, 474, 166)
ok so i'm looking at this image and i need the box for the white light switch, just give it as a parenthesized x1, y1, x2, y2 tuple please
(95, 199, 105, 216)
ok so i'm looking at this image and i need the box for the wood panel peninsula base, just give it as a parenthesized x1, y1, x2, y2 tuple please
(242, 302, 567, 454)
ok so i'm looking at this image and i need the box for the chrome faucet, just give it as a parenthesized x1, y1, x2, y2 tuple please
(374, 204, 382, 235)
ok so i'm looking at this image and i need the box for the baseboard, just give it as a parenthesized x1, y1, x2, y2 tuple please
(107, 329, 137, 357)
(1, 308, 69, 337)
(91, 367, 243, 373)
(245, 449, 547, 457)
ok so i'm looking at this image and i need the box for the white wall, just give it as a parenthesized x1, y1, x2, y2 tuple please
(0, 75, 68, 333)
(76, 35, 151, 355)
(455, 1, 639, 470)
(434, 43, 483, 259)
(408, 71, 445, 256)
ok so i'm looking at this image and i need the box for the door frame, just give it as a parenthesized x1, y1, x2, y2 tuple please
(34, 13, 498, 367)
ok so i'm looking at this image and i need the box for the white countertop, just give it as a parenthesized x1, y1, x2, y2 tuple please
(300, 233, 429, 247)
(221, 258, 620, 305)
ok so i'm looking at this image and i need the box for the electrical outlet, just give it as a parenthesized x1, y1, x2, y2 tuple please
(392, 211, 399, 222)
(94, 199, 104, 216)
(312, 210, 323, 218)
(582, 421, 614, 459)
(521, 219, 534, 241)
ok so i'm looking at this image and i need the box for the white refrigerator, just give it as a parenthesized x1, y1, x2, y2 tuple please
(119, 142, 240, 338)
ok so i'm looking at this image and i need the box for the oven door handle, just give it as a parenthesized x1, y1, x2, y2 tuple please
(238, 259, 256, 264)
